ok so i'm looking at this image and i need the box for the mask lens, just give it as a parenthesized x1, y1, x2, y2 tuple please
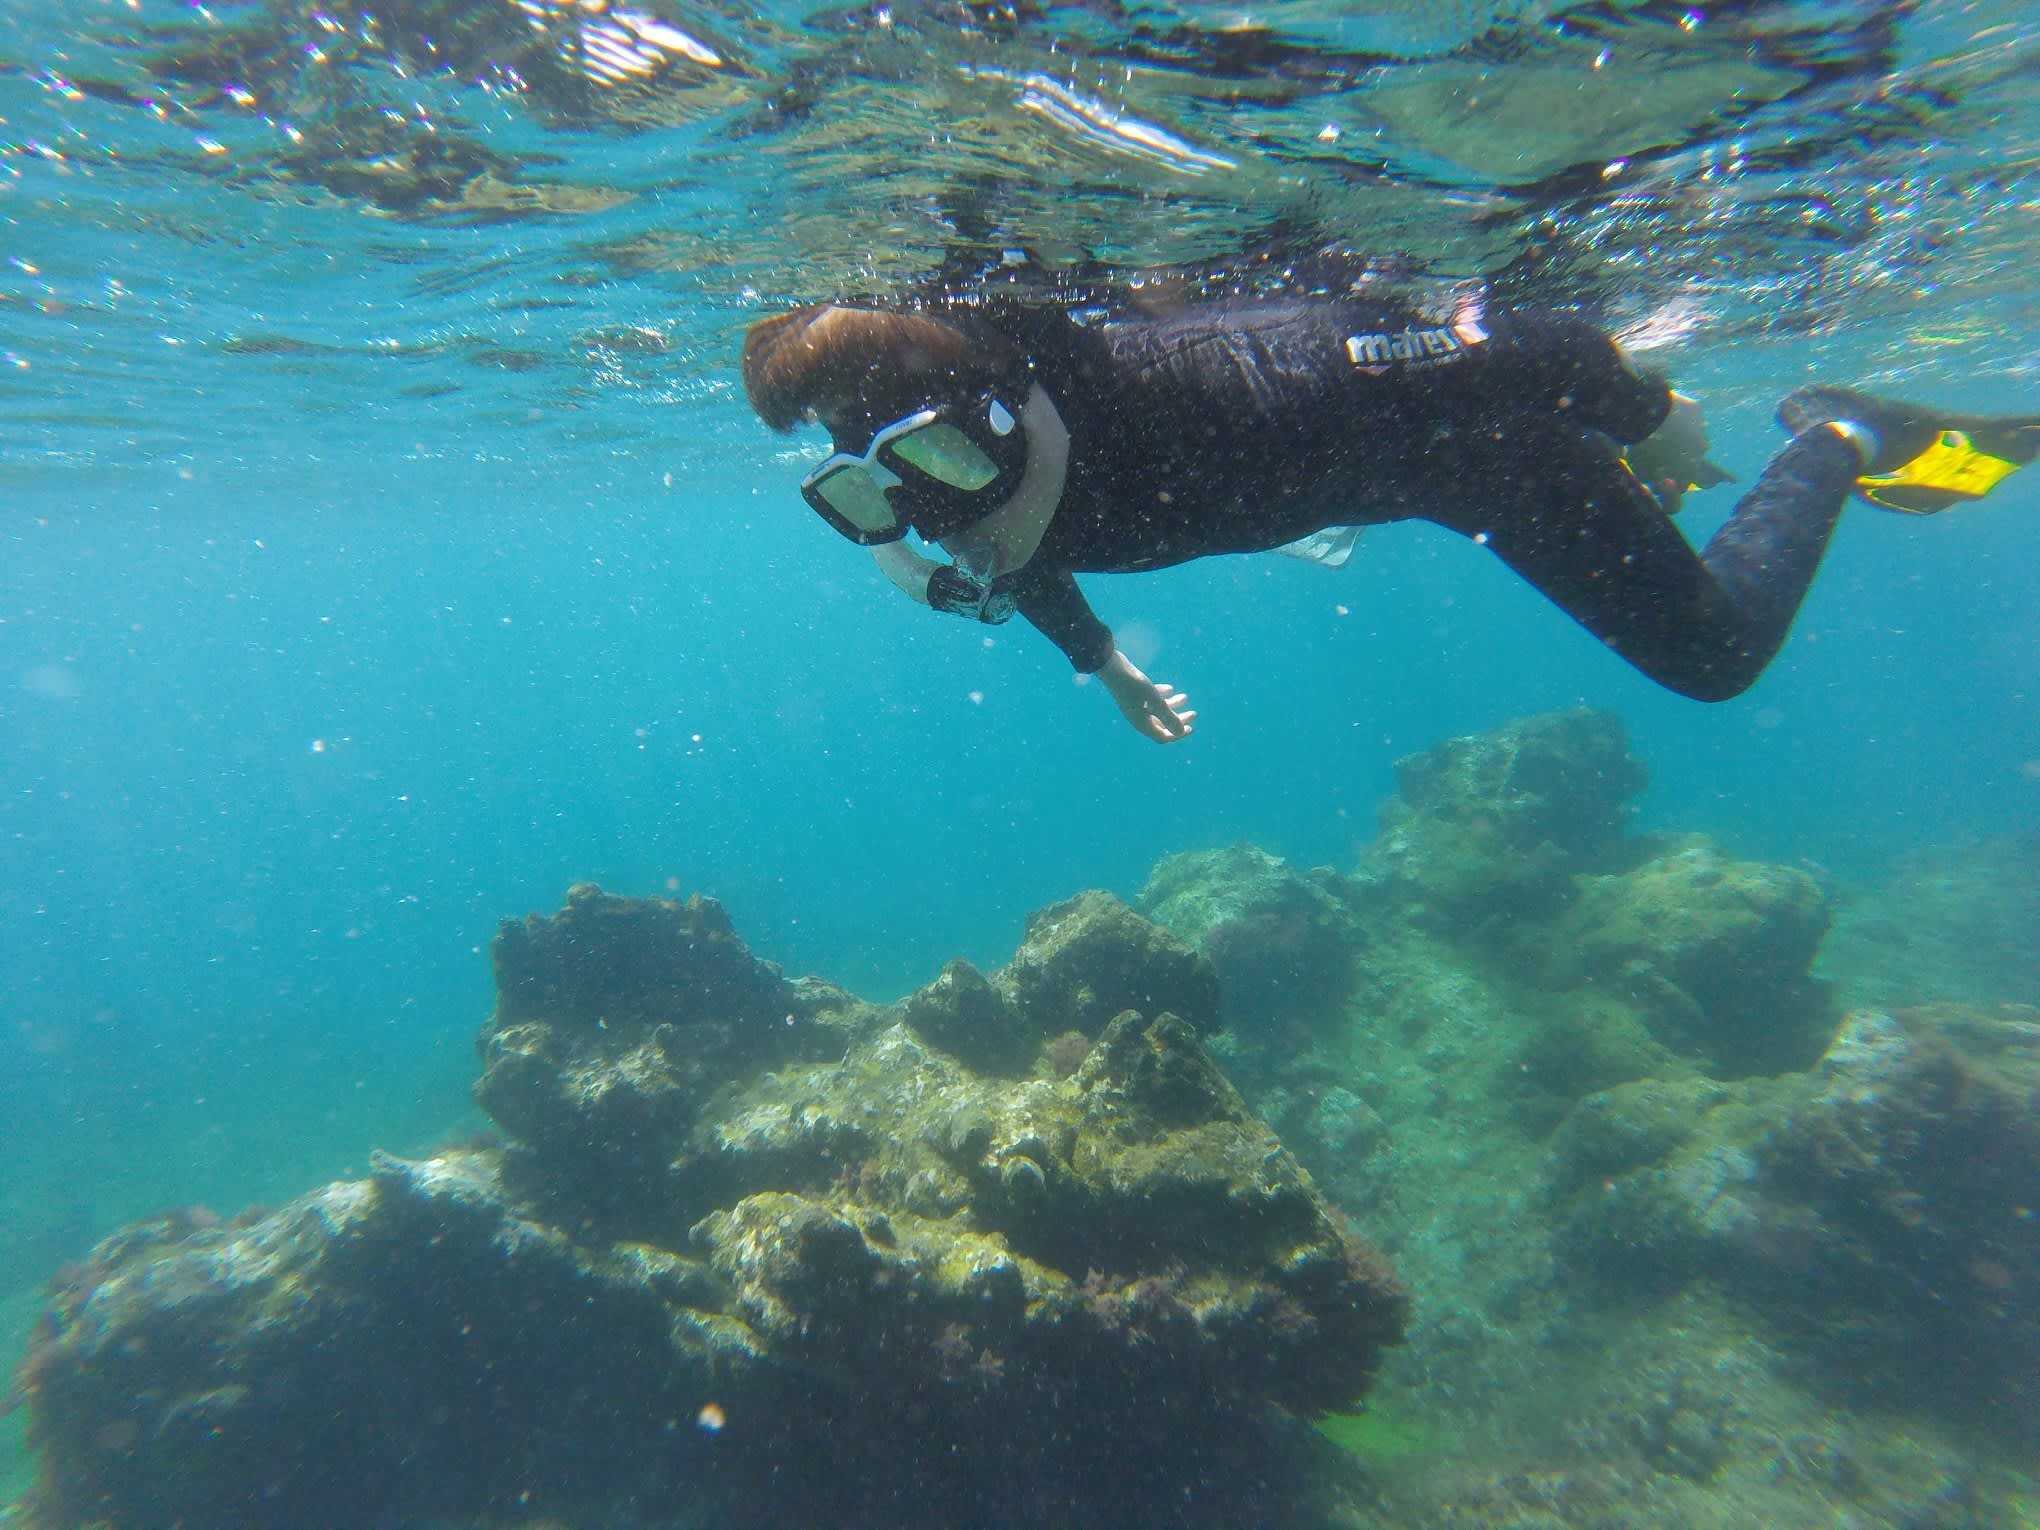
(887, 422, 1000, 491)
(809, 464, 900, 536)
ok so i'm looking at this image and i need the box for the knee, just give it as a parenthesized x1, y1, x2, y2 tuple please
(1623, 639, 1767, 702)
(1678, 673, 1759, 704)
(1659, 655, 1764, 703)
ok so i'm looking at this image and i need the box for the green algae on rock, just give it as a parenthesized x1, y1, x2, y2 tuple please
(18, 885, 1403, 1528)
(1552, 838, 1836, 1077)
(1353, 707, 1648, 932)
(691, 1005, 1406, 1413)
(1001, 888, 1223, 1037)
(895, 888, 1221, 1069)
(1140, 843, 1365, 1035)
(477, 882, 869, 1222)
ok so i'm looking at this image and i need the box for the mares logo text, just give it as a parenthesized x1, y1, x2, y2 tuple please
(1344, 316, 1488, 374)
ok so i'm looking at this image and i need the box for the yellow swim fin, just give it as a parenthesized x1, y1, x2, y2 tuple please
(1779, 385, 2038, 516)
(1857, 429, 2027, 515)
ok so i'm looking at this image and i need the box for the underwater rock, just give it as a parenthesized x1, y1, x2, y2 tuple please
(999, 889, 1222, 1037)
(1821, 830, 2040, 1012)
(1553, 838, 1835, 1077)
(23, 887, 1403, 1527)
(1544, 1075, 1731, 1197)
(1506, 991, 1687, 1113)
(21, 1149, 756, 1528)
(1549, 1006, 2039, 1438)
(476, 883, 868, 1210)
(899, 895, 1225, 1071)
(1140, 844, 1365, 1035)
(689, 1005, 1407, 1405)
(897, 956, 1035, 1073)
(1305, 1085, 1390, 1161)
(1353, 707, 1647, 931)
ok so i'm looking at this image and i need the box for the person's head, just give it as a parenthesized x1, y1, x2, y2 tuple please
(742, 303, 1027, 439)
(742, 303, 1038, 544)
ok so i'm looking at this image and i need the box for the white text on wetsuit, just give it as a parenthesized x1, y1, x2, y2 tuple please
(1343, 321, 1486, 373)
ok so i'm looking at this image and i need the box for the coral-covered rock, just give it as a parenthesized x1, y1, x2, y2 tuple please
(688, 1006, 1406, 1409)
(898, 956, 1034, 1073)
(1140, 844, 1364, 1035)
(1353, 708, 1647, 930)
(22, 1150, 756, 1528)
(22, 889, 1402, 1527)
(476, 884, 867, 1209)
(1548, 1007, 2040, 1437)
(1000, 889, 1222, 1037)
(1555, 839, 1834, 1077)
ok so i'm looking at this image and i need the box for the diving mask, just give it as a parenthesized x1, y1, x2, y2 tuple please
(801, 393, 1026, 545)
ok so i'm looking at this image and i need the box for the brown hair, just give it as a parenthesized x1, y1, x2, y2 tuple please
(741, 303, 1025, 434)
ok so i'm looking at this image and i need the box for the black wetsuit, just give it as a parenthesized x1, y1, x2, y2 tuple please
(969, 297, 1857, 701)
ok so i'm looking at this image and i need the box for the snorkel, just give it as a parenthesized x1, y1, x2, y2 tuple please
(941, 385, 1068, 561)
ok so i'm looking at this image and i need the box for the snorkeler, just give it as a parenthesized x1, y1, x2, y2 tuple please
(741, 294, 2037, 743)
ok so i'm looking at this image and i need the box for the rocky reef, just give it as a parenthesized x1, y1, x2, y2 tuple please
(1347, 706, 1646, 932)
(1820, 830, 2040, 1013)
(1141, 845, 1362, 1037)
(1549, 838, 1833, 1078)
(1147, 710, 1839, 1096)
(16, 886, 1404, 1528)
(1548, 1002, 2039, 1429)
(13, 707, 2038, 1529)
(1129, 709, 2037, 1525)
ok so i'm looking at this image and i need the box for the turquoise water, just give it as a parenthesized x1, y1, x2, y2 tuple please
(1, 0, 2035, 1519)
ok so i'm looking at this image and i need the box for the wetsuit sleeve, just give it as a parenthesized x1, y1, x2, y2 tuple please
(1010, 566, 1114, 672)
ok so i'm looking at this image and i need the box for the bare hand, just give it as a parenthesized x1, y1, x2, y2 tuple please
(1097, 650, 1196, 744)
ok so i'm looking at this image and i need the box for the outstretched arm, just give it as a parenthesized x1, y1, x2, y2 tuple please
(1096, 648, 1196, 744)
(1009, 567, 1197, 743)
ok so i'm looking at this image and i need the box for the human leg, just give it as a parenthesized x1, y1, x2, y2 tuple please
(1433, 426, 1860, 701)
